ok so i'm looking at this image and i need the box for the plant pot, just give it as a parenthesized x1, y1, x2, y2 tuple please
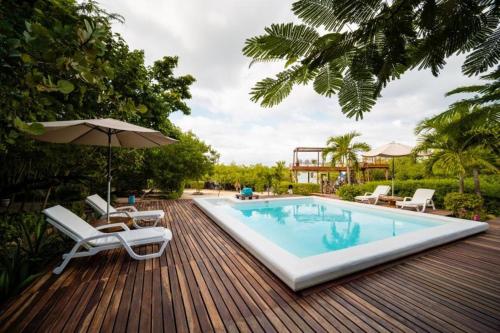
(0, 198, 10, 207)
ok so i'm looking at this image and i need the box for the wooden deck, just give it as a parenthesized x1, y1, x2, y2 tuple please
(1, 200, 499, 332)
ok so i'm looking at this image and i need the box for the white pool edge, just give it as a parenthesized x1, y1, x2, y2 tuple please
(193, 196, 489, 291)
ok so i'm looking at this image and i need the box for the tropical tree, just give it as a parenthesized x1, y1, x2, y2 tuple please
(243, 1, 499, 119)
(322, 132, 370, 184)
(416, 69, 499, 194)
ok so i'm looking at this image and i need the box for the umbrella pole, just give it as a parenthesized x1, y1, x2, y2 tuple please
(107, 131, 112, 223)
(392, 157, 395, 196)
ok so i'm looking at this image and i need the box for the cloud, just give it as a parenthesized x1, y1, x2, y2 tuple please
(99, 0, 483, 165)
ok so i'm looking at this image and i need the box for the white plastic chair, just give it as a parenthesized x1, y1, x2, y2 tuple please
(43, 205, 172, 274)
(395, 189, 436, 212)
(355, 185, 391, 205)
(86, 194, 164, 228)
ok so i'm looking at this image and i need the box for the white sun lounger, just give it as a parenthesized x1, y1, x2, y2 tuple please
(86, 194, 164, 228)
(355, 185, 391, 205)
(43, 205, 172, 274)
(395, 189, 436, 212)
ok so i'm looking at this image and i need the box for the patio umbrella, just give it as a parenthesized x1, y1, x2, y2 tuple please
(31, 118, 177, 221)
(362, 142, 412, 196)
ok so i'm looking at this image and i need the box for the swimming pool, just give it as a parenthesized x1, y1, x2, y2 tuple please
(194, 196, 488, 291)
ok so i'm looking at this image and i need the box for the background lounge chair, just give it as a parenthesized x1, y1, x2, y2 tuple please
(43, 205, 172, 274)
(396, 189, 436, 212)
(355, 185, 391, 204)
(86, 194, 164, 228)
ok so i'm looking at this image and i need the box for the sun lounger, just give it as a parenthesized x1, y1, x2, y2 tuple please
(86, 194, 164, 228)
(355, 185, 391, 205)
(395, 189, 436, 212)
(43, 205, 172, 274)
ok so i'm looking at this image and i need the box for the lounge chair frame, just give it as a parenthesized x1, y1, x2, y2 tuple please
(86, 195, 162, 229)
(44, 209, 171, 274)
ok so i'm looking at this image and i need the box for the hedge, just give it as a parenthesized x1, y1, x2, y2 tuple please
(278, 182, 320, 195)
(350, 176, 499, 214)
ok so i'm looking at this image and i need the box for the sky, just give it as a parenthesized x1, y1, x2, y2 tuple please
(99, 0, 481, 165)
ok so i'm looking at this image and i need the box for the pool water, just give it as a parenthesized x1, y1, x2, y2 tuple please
(216, 198, 445, 258)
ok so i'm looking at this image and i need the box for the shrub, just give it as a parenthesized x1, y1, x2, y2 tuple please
(444, 192, 484, 219)
(337, 185, 363, 201)
(278, 182, 320, 195)
(0, 213, 68, 302)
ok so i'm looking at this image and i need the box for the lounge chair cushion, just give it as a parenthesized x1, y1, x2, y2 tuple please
(86, 194, 117, 214)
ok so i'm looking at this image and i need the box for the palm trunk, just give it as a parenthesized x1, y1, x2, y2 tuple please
(473, 168, 480, 196)
(346, 164, 351, 185)
(458, 175, 465, 193)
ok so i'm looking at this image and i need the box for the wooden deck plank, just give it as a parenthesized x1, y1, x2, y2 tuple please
(1, 199, 499, 333)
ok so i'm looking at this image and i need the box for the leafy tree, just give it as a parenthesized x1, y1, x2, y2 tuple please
(0, 0, 196, 202)
(322, 132, 370, 184)
(415, 111, 498, 194)
(416, 69, 499, 194)
(243, 1, 499, 119)
(147, 132, 218, 198)
(0, 0, 195, 151)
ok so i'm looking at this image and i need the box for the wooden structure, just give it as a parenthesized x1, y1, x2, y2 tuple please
(1, 200, 499, 332)
(291, 147, 390, 188)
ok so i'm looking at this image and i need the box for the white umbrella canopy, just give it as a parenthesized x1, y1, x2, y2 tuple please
(363, 142, 413, 158)
(32, 118, 177, 221)
(33, 118, 176, 147)
(362, 142, 413, 196)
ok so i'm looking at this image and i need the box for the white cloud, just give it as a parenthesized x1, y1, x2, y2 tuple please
(99, 0, 483, 165)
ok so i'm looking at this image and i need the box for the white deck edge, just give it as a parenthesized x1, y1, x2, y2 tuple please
(193, 196, 489, 291)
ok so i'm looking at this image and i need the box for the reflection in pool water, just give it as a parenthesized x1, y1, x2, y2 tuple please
(219, 199, 442, 258)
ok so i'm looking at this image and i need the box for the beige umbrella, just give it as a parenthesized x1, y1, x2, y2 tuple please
(32, 118, 177, 221)
(363, 142, 413, 196)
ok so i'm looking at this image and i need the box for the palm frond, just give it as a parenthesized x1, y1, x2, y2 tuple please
(463, 27, 500, 76)
(445, 85, 486, 96)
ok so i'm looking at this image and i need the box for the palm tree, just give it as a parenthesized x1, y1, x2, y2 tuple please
(322, 132, 370, 185)
(416, 70, 499, 194)
(415, 111, 498, 194)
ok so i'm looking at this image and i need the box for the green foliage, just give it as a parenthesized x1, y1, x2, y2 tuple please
(392, 157, 426, 180)
(0, 0, 195, 152)
(414, 75, 499, 194)
(444, 192, 483, 219)
(243, 0, 499, 118)
(337, 185, 363, 201)
(278, 182, 320, 195)
(0, 212, 67, 301)
(147, 132, 218, 197)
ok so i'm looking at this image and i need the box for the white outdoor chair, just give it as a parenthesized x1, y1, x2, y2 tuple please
(355, 185, 391, 205)
(86, 194, 164, 228)
(395, 189, 436, 212)
(43, 205, 172, 274)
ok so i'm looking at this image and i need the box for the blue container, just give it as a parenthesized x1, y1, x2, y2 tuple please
(128, 195, 136, 205)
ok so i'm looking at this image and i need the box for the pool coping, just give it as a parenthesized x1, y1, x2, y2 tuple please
(193, 196, 489, 291)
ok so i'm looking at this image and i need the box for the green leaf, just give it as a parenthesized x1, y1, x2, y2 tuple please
(137, 104, 148, 113)
(338, 71, 376, 120)
(313, 63, 343, 97)
(56, 80, 74, 94)
(13, 118, 45, 135)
